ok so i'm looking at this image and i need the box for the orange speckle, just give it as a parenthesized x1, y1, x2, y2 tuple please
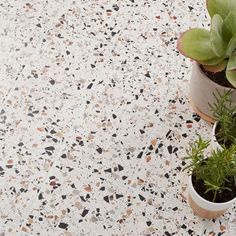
(37, 127, 44, 132)
(126, 208, 133, 216)
(146, 155, 151, 162)
(220, 225, 226, 231)
(151, 139, 157, 146)
(7, 159, 13, 164)
(84, 185, 92, 192)
(138, 178, 144, 185)
(50, 181, 56, 186)
(21, 227, 28, 232)
(187, 124, 192, 128)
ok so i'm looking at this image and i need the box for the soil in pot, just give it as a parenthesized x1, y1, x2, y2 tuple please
(200, 65, 234, 89)
(192, 174, 236, 203)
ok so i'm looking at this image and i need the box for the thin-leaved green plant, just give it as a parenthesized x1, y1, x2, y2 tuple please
(184, 136, 236, 202)
(209, 89, 236, 147)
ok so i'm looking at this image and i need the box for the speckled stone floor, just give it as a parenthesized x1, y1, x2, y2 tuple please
(0, 0, 236, 235)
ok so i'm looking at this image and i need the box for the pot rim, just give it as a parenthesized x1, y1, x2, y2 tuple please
(194, 62, 235, 90)
(188, 175, 236, 210)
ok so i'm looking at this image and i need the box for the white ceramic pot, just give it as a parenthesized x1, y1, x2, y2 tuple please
(211, 121, 223, 151)
(189, 62, 236, 123)
(188, 175, 235, 219)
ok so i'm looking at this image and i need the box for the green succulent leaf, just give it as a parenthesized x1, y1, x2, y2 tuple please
(210, 14, 227, 57)
(177, 28, 217, 61)
(203, 60, 227, 72)
(222, 11, 236, 42)
(226, 33, 236, 56)
(226, 69, 236, 87)
(198, 56, 225, 65)
(227, 52, 236, 70)
(226, 52, 236, 87)
(228, 0, 236, 10)
(207, 0, 236, 19)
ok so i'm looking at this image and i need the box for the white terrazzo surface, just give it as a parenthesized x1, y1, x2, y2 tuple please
(0, 0, 236, 235)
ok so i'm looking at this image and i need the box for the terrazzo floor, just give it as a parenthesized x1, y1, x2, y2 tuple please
(0, 0, 236, 235)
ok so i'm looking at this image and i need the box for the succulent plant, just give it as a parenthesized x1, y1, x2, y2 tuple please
(177, 0, 236, 87)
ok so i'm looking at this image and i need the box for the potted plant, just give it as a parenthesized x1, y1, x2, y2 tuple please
(177, 0, 236, 122)
(209, 89, 236, 150)
(184, 137, 236, 219)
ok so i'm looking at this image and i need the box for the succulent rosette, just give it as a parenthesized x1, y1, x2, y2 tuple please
(177, 0, 236, 87)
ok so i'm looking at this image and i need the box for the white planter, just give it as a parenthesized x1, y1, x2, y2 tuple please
(189, 62, 236, 123)
(188, 175, 235, 219)
(211, 121, 223, 151)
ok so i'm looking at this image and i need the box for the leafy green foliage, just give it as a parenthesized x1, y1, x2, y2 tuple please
(209, 90, 236, 146)
(207, 0, 236, 20)
(177, 29, 217, 61)
(177, 0, 236, 87)
(184, 137, 236, 202)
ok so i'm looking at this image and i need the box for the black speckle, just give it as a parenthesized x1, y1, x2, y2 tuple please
(79, 141, 84, 146)
(81, 209, 89, 217)
(112, 114, 117, 119)
(104, 168, 112, 173)
(58, 222, 68, 229)
(188, 6, 194, 11)
(6, 165, 13, 169)
(61, 154, 67, 159)
(116, 194, 123, 199)
(188, 229, 194, 235)
(164, 232, 171, 236)
(145, 71, 151, 78)
(87, 83, 93, 89)
(104, 195, 109, 203)
(49, 79, 55, 85)
(36, 23, 41, 28)
(137, 151, 143, 159)
(146, 221, 152, 226)
(96, 147, 103, 154)
(167, 145, 172, 154)
(217, 232, 225, 236)
(112, 4, 119, 11)
(193, 114, 201, 122)
(99, 186, 105, 191)
(138, 194, 145, 201)
(172, 207, 178, 211)
(139, 129, 145, 134)
(45, 146, 55, 151)
(118, 165, 123, 171)
(38, 193, 43, 200)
